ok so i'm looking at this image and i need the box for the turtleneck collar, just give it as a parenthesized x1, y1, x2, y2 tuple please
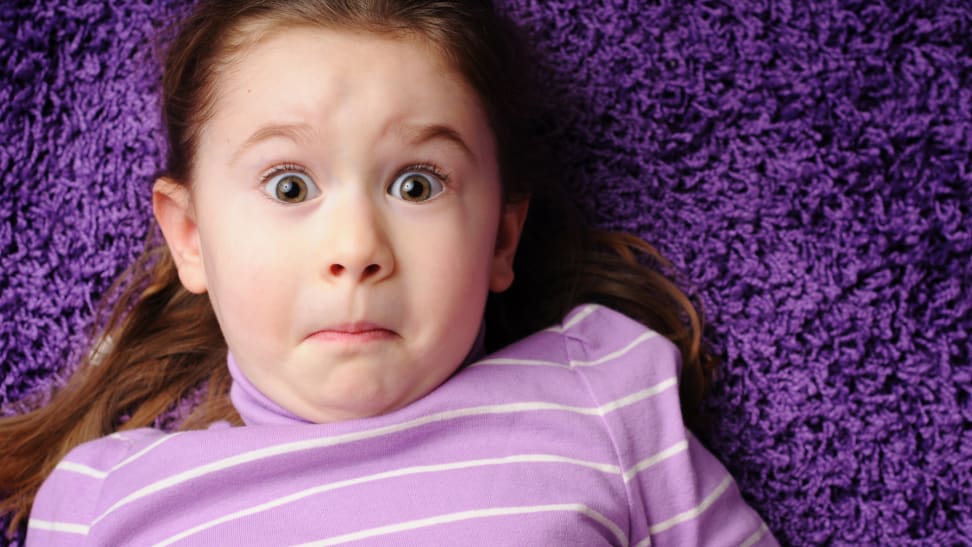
(228, 321, 487, 426)
(228, 352, 311, 426)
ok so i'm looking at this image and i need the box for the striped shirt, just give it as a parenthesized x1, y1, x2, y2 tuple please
(28, 304, 776, 546)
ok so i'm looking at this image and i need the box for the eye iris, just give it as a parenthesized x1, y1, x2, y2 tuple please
(276, 176, 306, 202)
(401, 176, 430, 201)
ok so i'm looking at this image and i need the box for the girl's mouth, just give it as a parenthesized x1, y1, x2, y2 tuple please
(307, 323, 398, 343)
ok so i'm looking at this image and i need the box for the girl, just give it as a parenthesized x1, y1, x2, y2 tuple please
(2, 0, 776, 544)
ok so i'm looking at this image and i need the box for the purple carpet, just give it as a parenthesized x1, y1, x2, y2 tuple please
(2, 0, 969, 544)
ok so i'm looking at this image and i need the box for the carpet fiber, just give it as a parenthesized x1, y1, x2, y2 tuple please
(1, 0, 969, 544)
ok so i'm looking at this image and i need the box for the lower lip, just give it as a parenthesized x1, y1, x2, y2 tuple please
(308, 329, 397, 343)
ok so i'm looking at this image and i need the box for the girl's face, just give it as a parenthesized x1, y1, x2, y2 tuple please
(154, 27, 527, 423)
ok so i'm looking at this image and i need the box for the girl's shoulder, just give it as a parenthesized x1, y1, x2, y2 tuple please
(52, 427, 172, 472)
(28, 427, 168, 543)
(54, 420, 235, 467)
(555, 303, 680, 367)
(466, 305, 777, 545)
(472, 303, 682, 393)
(28, 422, 245, 543)
(454, 303, 686, 442)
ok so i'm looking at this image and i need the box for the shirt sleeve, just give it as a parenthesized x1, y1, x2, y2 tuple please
(563, 304, 778, 546)
(26, 429, 162, 546)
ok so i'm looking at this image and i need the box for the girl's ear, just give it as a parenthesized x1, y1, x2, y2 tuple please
(489, 199, 530, 293)
(153, 177, 208, 294)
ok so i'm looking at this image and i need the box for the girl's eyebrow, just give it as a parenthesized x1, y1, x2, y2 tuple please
(231, 122, 317, 163)
(230, 121, 476, 164)
(397, 122, 476, 163)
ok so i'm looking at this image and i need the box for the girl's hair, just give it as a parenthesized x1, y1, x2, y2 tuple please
(0, 0, 716, 535)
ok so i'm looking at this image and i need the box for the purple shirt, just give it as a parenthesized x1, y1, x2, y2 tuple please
(29, 304, 776, 545)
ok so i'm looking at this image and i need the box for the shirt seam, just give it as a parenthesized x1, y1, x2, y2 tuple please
(562, 327, 638, 545)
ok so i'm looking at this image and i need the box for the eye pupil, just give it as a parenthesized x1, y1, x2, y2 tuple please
(276, 176, 307, 202)
(401, 176, 430, 201)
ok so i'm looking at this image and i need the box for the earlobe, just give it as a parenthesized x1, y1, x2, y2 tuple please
(489, 199, 530, 293)
(153, 177, 208, 294)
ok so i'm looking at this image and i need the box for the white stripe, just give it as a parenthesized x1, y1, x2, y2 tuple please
(56, 461, 107, 479)
(598, 377, 677, 414)
(649, 474, 735, 534)
(474, 330, 661, 370)
(28, 519, 89, 535)
(622, 439, 689, 482)
(740, 522, 770, 547)
(542, 304, 598, 333)
(472, 356, 566, 368)
(111, 434, 180, 472)
(94, 377, 677, 526)
(293, 504, 628, 547)
(569, 331, 659, 367)
(154, 454, 621, 546)
(57, 433, 181, 481)
(637, 507, 766, 547)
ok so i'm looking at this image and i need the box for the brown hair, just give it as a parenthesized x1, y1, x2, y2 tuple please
(0, 0, 716, 535)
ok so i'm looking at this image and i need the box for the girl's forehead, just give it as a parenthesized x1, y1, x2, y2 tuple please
(214, 27, 473, 115)
(219, 24, 460, 95)
(198, 26, 495, 167)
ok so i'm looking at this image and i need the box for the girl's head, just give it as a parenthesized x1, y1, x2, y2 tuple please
(2, 0, 713, 534)
(153, 0, 534, 422)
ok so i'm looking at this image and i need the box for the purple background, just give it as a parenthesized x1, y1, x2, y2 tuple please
(1, 0, 970, 544)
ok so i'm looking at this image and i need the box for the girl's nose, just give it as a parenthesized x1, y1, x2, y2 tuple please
(321, 196, 394, 284)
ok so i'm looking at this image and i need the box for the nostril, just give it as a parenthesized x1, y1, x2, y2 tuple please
(363, 264, 380, 278)
(330, 264, 345, 276)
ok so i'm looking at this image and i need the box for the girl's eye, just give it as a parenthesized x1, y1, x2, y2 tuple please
(262, 169, 320, 204)
(388, 171, 445, 203)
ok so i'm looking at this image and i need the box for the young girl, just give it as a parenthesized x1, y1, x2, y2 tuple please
(2, 0, 776, 544)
